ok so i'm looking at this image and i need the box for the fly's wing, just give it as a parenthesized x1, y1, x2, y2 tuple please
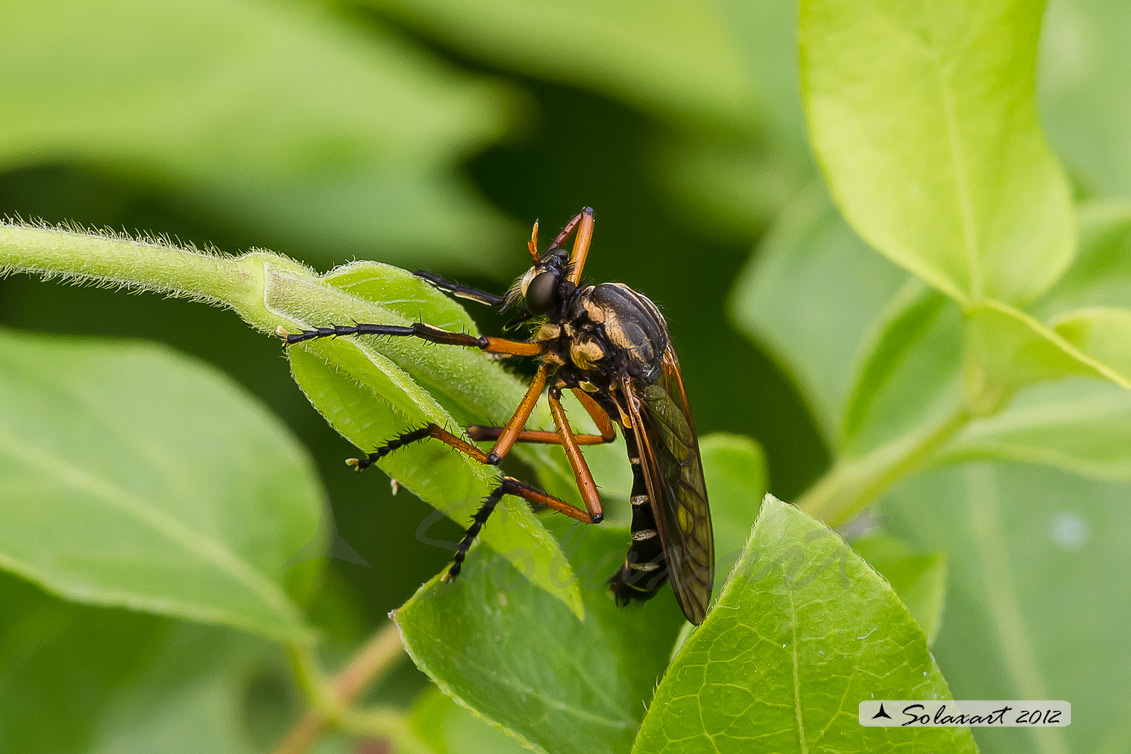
(660, 348, 698, 438)
(621, 364, 714, 623)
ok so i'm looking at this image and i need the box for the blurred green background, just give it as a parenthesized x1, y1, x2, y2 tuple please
(2, 0, 1129, 748)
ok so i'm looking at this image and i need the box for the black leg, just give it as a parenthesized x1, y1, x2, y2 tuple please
(349, 423, 595, 522)
(347, 423, 600, 578)
(445, 482, 507, 580)
(348, 424, 491, 471)
(414, 270, 505, 308)
(277, 322, 544, 356)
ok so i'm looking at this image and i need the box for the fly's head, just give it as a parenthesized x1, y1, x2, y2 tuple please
(505, 246, 573, 318)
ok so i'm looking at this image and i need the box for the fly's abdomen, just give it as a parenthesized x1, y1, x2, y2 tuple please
(608, 427, 669, 604)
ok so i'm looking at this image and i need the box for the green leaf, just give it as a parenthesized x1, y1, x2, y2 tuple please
(800, 0, 1074, 304)
(0, 329, 320, 640)
(1040, 0, 1131, 198)
(841, 286, 963, 456)
(940, 378, 1131, 482)
(964, 301, 1131, 399)
(882, 462, 1127, 754)
(1053, 306, 1131, 376)
(0, 0, 517, 269)
(324, 261, 482, 336)
(851, 535, 947, 645)
(1032, 200, 1131, 318)
(0, 575, 269, 754)
(395, 525, 685, 754)
(729, 187, 908, 442)
(771, 197, 1131, 481)
(632, 496, 976, 754)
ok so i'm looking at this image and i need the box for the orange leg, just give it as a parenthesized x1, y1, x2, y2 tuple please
(445, 473, 600, 580)
(500, 475, 598, 523)
(486, 363, 550, 463)
(546, 211, 583, 249)
(547, 386, 604, 522)
(466, 386, 617, 446)
(570, 387, 617, 439)
(567, 208, 594, 285)
(467, 427, 610, 445)
(541, 208, 596, 284)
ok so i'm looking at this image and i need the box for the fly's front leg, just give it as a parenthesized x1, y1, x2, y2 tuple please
(276, 322, 544, 356)
(541, 207, 595, 283)
(413, 270, 505, 308)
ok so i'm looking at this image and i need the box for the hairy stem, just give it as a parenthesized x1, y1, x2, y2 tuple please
(0, 222, 317, 331)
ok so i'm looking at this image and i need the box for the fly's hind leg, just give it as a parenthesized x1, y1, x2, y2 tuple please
(349, 422, 599, 525)
(446, 476, 599, 579)
(347, 422, 600, 580)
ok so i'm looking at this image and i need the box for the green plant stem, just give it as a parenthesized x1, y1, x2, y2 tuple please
(0, 222, 315, 330)
(274, 622, 406, 754)
(798, 406, 973, 526)
(287, 642, 338, 719)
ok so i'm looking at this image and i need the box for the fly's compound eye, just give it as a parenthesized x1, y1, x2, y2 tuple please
(525, 271, 559, 314)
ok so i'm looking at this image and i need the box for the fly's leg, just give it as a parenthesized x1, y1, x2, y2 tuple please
(346, 422, 601, 581)
(540, 208, 595, 284)
(412, 270, 505, 308)
(349, 359, 545, 472)
(277, 322, 544, 357)
(447, 475, 602, 579)
(467, 387, 616, 446)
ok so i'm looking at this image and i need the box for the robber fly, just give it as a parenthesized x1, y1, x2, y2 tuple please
(279, 209, 714, 623)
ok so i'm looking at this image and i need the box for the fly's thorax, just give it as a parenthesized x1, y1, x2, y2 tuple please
(569, 332, 606, 371)
(568, 283, 669, 382)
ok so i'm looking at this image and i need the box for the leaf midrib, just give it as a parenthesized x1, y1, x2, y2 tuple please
(921, 0, 983, 301)
(786, 577, 810, 754)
